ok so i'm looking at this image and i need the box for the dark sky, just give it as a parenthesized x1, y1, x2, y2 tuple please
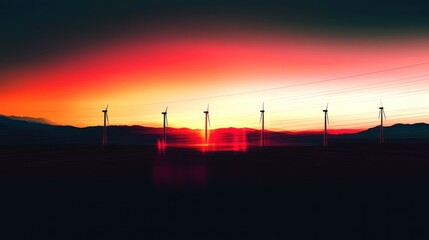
(1, 0, 429, 65)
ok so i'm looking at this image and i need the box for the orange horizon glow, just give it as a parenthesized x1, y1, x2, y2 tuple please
(1, 26, 429, 132)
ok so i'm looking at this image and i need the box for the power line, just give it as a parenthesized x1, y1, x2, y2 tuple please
(163, 73, 429, 118)
(36, 61, 429, 129)
(137, 61, 429, 106)
(265, 74, 429, 104)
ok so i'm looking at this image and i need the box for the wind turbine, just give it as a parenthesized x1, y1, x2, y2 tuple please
(203, 104, 211, 145)
(260, 102, 265, 147)
(162, 107, 168, 146)
(379, 101, 387, 144)
(323, 104, 329, 147)
(102, 105, 109, 146)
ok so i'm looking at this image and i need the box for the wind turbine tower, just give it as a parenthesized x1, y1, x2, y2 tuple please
(203, 105, 211, 145)
(162, 107, 168, 146)
(323, 104, 329, 147)
(260, 102, 265, 147)
(379, 101, 387, 144)
(102, 105, 109, 146)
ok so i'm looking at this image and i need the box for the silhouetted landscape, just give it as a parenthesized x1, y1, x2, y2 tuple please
(1, 115, 429, 239)
(3, 0, 429, 238)
(2, 114, 429, 146)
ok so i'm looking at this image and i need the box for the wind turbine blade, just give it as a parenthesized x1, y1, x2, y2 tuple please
(383, 110, 387, 120)
(378, 110, 381, 119)
(380, 100, 383, 108)
(106, 113, 110, 126)
(262, 102, 264, 111)
(327, 113, 330, 125)
(208, 114, 211, 127)
(207, 104, 209, 112)
(259, 113, 263, 123)
(165, 106, 168, 113)
(166, 115, 168, 127)
(106, 104, 109, 111)
(326, 103, 329, 111)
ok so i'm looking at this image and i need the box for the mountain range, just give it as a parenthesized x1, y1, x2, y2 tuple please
(1, 114, 429, 146)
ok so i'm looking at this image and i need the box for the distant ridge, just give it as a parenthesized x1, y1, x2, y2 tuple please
(0, 115, 428, 145)
(3, 115, 56, 125)
(331, 123, 429, 145)
(346, 123, 429, 139)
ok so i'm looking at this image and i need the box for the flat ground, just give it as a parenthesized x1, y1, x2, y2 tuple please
(1, 145, 429, 239)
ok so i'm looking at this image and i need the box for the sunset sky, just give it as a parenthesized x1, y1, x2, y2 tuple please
(1, 1, 429, 132)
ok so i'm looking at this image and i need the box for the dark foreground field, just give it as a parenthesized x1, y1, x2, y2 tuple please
(1, 145, 429, 239)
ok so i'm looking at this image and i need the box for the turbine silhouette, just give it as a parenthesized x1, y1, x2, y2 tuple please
(102, 105, 109, 146)
(162, 106, 168, 146)
(203, 104, 211, 145)
(323, 104, 329, 147)
(259, 102, 265, 147)
(378, 101, 387, 144)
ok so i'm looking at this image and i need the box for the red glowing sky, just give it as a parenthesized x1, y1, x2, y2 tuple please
(1, 23, 429, 132)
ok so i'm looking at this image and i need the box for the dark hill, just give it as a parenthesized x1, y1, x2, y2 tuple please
(6, 115, 55, 125)
(358, 123, 429, 139)
(334, 123, 429, 144)
(1, 115, 429, 145)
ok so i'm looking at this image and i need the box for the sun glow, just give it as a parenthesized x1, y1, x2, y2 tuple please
(1, 28, 429, 132)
